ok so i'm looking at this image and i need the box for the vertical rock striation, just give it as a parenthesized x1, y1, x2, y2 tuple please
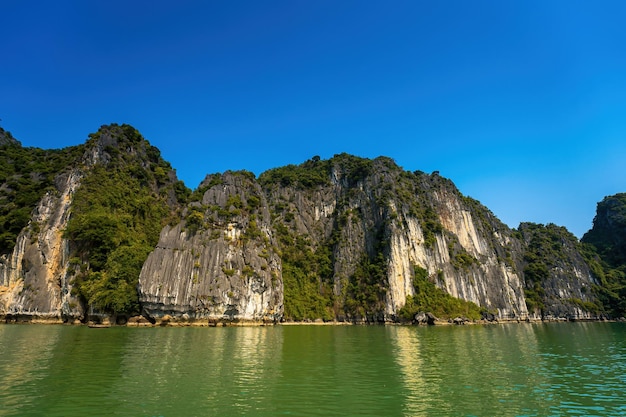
(386, 192, 528, 320)
(0, 170, 84, 322)
(138, 172, 283, 323)
(256, 156, 531, 321)
(1, 123, 187, 323)
(518, 223, 599, 320)
(0, 127, 611, 324)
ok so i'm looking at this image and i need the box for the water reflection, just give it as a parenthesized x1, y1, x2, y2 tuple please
(1, 323, 624, 416)
(531, 322, 626, 416)
(0, 325, 133, 417)
(119, 326, 283, 416)
(389, 323, 549, 416)
(221, 327, 282, 415)
(0, 325, 59, 415)
(389, 326, 443, 415)
(274, 326, 405, 417)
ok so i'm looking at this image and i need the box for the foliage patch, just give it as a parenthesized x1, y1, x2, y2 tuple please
(398, 265, 482, 320)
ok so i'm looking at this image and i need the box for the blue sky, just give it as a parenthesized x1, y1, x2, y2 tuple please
(2, 1, 625, 238)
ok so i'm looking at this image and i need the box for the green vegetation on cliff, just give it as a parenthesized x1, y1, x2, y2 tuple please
(398, 265, 482, 320)
(389, 170, 446, 248)
(259, 156, 330, 189)
(582, 194, 626, 317)
(583, 194, 626, 266)
(344, 253, 388, 319)
(582, 247, 626, 317)
(0, 131, 84, 254)
(0, 127, 21, 147)
(519, 223, 561, 313)
(259, 153, 379, 190)
(64, 124, 187, 317)
(4, 124, 626, 323)
(275, 223, 335, 321)
(519, 223, 602, 315)
(262, 154, 498, 322)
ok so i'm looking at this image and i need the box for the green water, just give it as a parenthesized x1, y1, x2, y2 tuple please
(0, 323, 624, 416)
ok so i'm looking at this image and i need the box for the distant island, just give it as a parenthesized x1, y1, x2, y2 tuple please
(1, 124, 624, 326)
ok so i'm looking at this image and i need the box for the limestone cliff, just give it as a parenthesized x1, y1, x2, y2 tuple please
(138, 171, 283, 323)
(518, 223, 599, 320)
(0, 125, 612, 324)
(139, 153, 604, 323)
(582, 193, 626, 267)
(385, 176, 528, 320)
(0, 170, 82, 322)
(258, 156, 528, 321)
(0, 124, 187, 323)
(582, 193, 626, 318)
(0, 131, 86, 322)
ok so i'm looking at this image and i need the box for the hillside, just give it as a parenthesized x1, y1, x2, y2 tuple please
(0, 124, 623, 324)
(582, 194, 626, 317)
(0, 124, 189, 322)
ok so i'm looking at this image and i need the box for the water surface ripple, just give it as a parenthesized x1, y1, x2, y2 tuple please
(0, 322, 624, 416)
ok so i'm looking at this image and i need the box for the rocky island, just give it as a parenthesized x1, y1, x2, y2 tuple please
(1, 124, 624, 325)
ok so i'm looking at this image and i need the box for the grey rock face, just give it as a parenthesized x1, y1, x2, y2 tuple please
(138, 172, 283, 323)
(258, 158, 529, 321)
(519, 223, 599, 320)
(582, 193, 626, 267)
(385, 185, 529, 320)
(413, 312, 437, 325)
(0, 128, 21, 147)
(0, 124, 179, 323)
(0, 170, 84, 321)
(0, 142, 605, 324)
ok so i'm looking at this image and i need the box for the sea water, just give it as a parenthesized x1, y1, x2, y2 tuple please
(0, 322, 624, 416)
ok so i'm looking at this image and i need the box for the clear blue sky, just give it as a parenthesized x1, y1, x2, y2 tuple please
(2, 1, 625, 238)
